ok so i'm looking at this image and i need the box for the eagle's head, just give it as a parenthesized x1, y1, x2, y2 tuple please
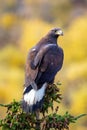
(47, 27, 63, 38)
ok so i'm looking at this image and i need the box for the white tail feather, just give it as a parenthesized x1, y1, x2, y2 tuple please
(23, 83, 47, 106)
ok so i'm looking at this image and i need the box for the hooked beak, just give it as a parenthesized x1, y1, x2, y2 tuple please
(55, 29, 64, 36)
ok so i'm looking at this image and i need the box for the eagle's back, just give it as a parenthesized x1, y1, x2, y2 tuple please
(36, 46, 64, 85)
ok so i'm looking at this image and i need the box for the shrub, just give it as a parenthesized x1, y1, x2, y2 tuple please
(0, 83, 86, 130)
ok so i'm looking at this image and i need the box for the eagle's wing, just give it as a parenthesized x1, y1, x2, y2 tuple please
(25, 48, 38, 89)
(25, 44, 56, 89)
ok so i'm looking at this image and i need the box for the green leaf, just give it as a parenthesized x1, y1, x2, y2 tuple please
(74, 114, 87, 120)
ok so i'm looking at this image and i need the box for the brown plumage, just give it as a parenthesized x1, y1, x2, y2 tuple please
(22, 27, 64, 112)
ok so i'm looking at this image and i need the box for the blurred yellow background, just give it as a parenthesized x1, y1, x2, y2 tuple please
(0, 0, 87, 130)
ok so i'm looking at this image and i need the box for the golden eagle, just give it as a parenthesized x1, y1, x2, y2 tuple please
(22, 28, 64, 112)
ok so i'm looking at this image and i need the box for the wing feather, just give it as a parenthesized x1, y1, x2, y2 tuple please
(25, 44, 57, 88)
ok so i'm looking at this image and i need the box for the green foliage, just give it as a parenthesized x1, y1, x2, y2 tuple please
(41, 83, 62, 115)
(0, 100, 36, 130)
(0, 84, 86, 130)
